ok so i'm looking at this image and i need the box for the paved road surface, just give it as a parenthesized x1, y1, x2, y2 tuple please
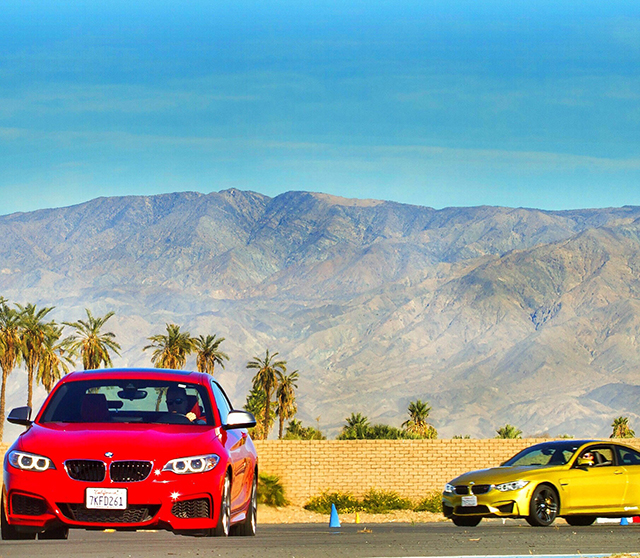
(2, 521, 640, 558)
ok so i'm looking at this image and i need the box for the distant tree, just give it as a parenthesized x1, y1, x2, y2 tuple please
(402, 399, 437, 439)
(194, 334, 229, 375)
(64, 309, 121, 369)
(37, 325, 75, 392)
(366, 424, 419, 440)
(276, 370, 299, 439)
(610, 416, 635, 439)
(247, 349, 286, 439)
(17, 303, 55, 408)
(244, 385, 275, 440)
(452, 434, 471, 439)
(144, 323, 194, 369)
(337, 412, 371, 439)
(496, 424, 522, 439)
(284, 419, 325, 440)
(0, 300, 21, 442)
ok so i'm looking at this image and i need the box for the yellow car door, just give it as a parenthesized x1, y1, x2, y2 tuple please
(616, 444, 640, 514)
(559, 445, 627, 513)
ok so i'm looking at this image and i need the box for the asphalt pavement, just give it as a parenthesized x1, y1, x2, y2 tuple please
(1, 521, 639, 558)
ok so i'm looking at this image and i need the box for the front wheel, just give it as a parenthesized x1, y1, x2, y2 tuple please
(1, 497, 36, 540)
(212, 474, 231, 537)
(564, 515, 596, 526)
(452, 516, 482, 527)
(526, 485, 559, 527)
(38, 525, 69, 540)
(231, 473, 257, 536)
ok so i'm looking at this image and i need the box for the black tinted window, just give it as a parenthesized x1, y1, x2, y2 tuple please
(211, 381, 232, 423)
(617, 445, 640, 466)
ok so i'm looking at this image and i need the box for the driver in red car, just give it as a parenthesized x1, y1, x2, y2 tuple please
(165, 386, 198, 422)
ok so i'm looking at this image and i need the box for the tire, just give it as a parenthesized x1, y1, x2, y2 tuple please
(1, 496, 36, 540)
(231, 473, 257, 536)
(564, 515, 596, 527)
(212, 474, 231, 537)
(38, 525, 69, 540)
(526, 484, 559, 527)
(452, 515, 482, 527)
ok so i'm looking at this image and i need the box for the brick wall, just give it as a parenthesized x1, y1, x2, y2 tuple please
(254, 438, 640, 505)
(3, 439, 639, 506)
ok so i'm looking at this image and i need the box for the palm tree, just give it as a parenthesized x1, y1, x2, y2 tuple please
(246, 349, 286, 440)
(64, 309, 121, 369)
(339, 412, 370, 439)
(143, 323, 194, 369)
(244, 385, 274, 440)
(402, 399, 437, 438)
(276, 370, 299, 439)
(0, 300, 21, 442)
(194, 334, 229, 375)
(17, 303, 55, 409)
(37, 325, 75, 392)
(611, 416, 635, 439)
(496, 424, 522, 439)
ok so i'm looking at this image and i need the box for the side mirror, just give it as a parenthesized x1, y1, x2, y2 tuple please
(8, 406, 32, 427)
(576, 458, 593, 468)
(224, 410, 257, 430)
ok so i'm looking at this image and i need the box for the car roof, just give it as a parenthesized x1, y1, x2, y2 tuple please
(528, 439, 632, 450)
(61, 368, 211, 385)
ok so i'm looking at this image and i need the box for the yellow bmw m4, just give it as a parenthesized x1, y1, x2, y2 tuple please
(442, 440, 640, 527)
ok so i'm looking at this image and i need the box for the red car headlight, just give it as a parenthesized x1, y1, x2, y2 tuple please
(162, 454, 220, 475)
(7, 450, 55, 472)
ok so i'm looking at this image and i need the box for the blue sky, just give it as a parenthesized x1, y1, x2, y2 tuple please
(1, 0, 639, 215)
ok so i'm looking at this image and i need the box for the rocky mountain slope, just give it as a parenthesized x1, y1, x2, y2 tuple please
(1, 189, 639, 440)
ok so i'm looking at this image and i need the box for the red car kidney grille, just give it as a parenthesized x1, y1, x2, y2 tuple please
(65, 460, 107, 482)
(109, 461, 153, 482)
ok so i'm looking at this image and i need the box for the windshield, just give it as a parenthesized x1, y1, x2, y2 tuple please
(40, 379, 214, 426)
(503, 442, 582, 467)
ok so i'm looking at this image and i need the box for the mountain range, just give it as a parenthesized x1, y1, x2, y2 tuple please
(1, 189, 639, 440)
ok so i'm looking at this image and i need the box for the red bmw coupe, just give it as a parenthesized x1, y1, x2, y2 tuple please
(2, 368, 258, 540)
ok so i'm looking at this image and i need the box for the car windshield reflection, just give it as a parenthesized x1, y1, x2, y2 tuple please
(502, 442, 582, 467)
(39, 379, 213, 425)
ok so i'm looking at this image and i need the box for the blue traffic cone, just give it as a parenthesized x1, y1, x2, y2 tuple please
(329, 503, 341, 528)
(620, 517, 630, 526)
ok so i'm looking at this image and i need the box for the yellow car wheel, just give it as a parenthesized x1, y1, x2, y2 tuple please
(526, 484, 559, 527)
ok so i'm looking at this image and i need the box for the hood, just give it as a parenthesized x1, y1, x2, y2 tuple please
(450, 465, 561, 485)
(16, 422, 222, 464)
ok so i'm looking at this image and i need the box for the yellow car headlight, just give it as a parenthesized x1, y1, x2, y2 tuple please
(495, 480, 529, 492)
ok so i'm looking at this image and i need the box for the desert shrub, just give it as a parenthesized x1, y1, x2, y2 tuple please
(304, 491, 362, 514)
(413, 491, 443, 513)
(361, 489, 413, 513)
(257, 473, 289, 507)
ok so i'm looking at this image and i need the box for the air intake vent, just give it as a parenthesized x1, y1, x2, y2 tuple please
(58, 503, 160, 524)
(11, 494, 47, 516)
(172, 498, 210, 519)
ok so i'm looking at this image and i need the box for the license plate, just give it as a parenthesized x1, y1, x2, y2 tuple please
(461, 495, 478, 507)
(86, 488, 127, 510)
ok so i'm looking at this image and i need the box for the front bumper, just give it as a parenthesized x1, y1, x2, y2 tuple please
(442, 486, 534, 519)
(3, 461, 226, 533)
